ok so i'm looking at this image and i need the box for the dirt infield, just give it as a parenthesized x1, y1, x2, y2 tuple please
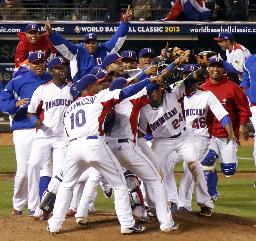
(0, 211, 256, 241)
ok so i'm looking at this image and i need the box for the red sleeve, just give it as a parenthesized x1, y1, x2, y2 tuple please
(165, 0, 183, 20)
(233, 85, 251, 125)
(15, 40, 28, 67)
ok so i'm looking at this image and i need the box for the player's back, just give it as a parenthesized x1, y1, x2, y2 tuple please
(64, 88, 120, 140)
(184, 90, 214, 137)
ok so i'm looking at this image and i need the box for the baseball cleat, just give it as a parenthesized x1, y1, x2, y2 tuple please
(12, 209, 22, 215)
(177, 207, 190, 212)
(121, 224, 145, 235)
(28, 209, 35, 217)
(47, 226, 59, 235)
(66, 208, 76, 217)
(211, 192, 220, 202)
(103, 188, 113, 198)
(161, 222, 179, 232)
(168, 202, 178, 212)
(254, 181, 256, 188)
(76, 217, 88, 226)
(199, 206, 212, 217)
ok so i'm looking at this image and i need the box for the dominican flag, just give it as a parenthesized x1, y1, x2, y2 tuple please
(182, 0, 212, 20)
(166, 0, 212, 21)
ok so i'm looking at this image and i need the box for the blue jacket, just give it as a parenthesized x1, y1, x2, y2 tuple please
(0, 70, 52, 131)
(49, 21, 129, 83)
(240, 55, 256, 104)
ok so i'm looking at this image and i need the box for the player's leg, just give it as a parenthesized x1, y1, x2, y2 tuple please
(249, 106, 256, 186)
(39, 158, 53, 200)
(178, 136, 210, 209)
(27, 138, 52, 212)
(12, 128, 36, 213)
(201, 137, 220, 200)
(109, 139, 177, 232)
(217, 138, 238, 176)
(47, 142, 86, 233)
(162, 151, 180, 211)
(178, 162, 193, 211)
(176, 135, 214, 215)
(75, 168, 102, 223)
(95, 140, 140, 233)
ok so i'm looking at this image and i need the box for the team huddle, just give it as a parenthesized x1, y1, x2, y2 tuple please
(0, 6, 255, 236)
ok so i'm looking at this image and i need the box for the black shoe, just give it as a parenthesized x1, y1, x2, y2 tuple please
(254, 181, 256, 188)
(168, 202, 178, 212)
(103, 188, 113, 198)
(121, 224, 145, 234)
(200, 206, 212, 217)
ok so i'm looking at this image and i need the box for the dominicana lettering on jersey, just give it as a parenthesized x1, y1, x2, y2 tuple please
(184, 108, 206, 117)
(150, 107, 177, 131)
(45, 98, 73, 111)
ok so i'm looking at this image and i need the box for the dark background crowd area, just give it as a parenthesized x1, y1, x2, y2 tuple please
(0, 0, 254, 21)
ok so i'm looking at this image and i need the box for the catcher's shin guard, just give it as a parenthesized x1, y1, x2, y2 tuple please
(204, 170, 219, 200)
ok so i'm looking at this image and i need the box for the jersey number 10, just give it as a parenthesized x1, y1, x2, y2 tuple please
(70, 109, 86, 129)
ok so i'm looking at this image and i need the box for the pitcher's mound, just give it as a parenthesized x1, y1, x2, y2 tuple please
(1, 211, 256, 241)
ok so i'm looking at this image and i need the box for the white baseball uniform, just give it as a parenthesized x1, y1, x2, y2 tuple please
(27, 81, 73, 211)
(106, 87, 175, 230)
(139, 81, 213, 209)
(48, 88, 136, 233)
(226, 43, 250, 73)
(164, 89, 228, 209)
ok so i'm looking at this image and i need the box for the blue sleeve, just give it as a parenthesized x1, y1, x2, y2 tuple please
(136, 71, 148, 82)
(220, 115, 231, 127)
(49, 31, 78, 58)
(240, 67, 250, 88)
(222, 60, 238, 74)
(119, 78, 150, 101)
(159, 62, 175, 75)
(102, 21, 129, 52)
(0, 80, 19, 114)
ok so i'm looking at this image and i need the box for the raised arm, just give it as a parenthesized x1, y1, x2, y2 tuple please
(45, 18, 78, 60)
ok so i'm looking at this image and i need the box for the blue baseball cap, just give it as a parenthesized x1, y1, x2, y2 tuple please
(121, 50, 137, 60)
(109, 77, 128, 91)
(70, 74, 98, 98)
(90, 67, 108, 80)
(182, 64, 199, 73)
(47, 57, 65, 70)
(139, 48, 155, 58)
(28, 51, 45, 63)
(84, 33, 97, 42)
(214, 31, 234, 41)
(103, 53, 122, 67)
(208, 57, 224, 67)
(147, 83, 160, 93)
(25, 23, 39, 33)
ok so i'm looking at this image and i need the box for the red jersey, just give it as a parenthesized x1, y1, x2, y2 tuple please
(200, 76, 251, 139)
(15, 32, 56, 67)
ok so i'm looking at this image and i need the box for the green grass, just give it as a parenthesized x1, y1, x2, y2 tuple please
(0, 146, 16, 173)
(0, 145, 255, 219)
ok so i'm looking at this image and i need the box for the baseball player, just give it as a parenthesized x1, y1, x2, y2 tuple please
(27, 57, 73, 213)
(200, 58, 251, 194)
(0, 52, 52, 215)
(44, 6, 133, 83)
(47, 74, 161, 234)
(214, 31, 251, 80)
(103, 76, 178, 231)
(163, 64, 235, 211)
(139, 64, 215, 216)
(239, 54, 256, 187)
(15, 23, 56, 68)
